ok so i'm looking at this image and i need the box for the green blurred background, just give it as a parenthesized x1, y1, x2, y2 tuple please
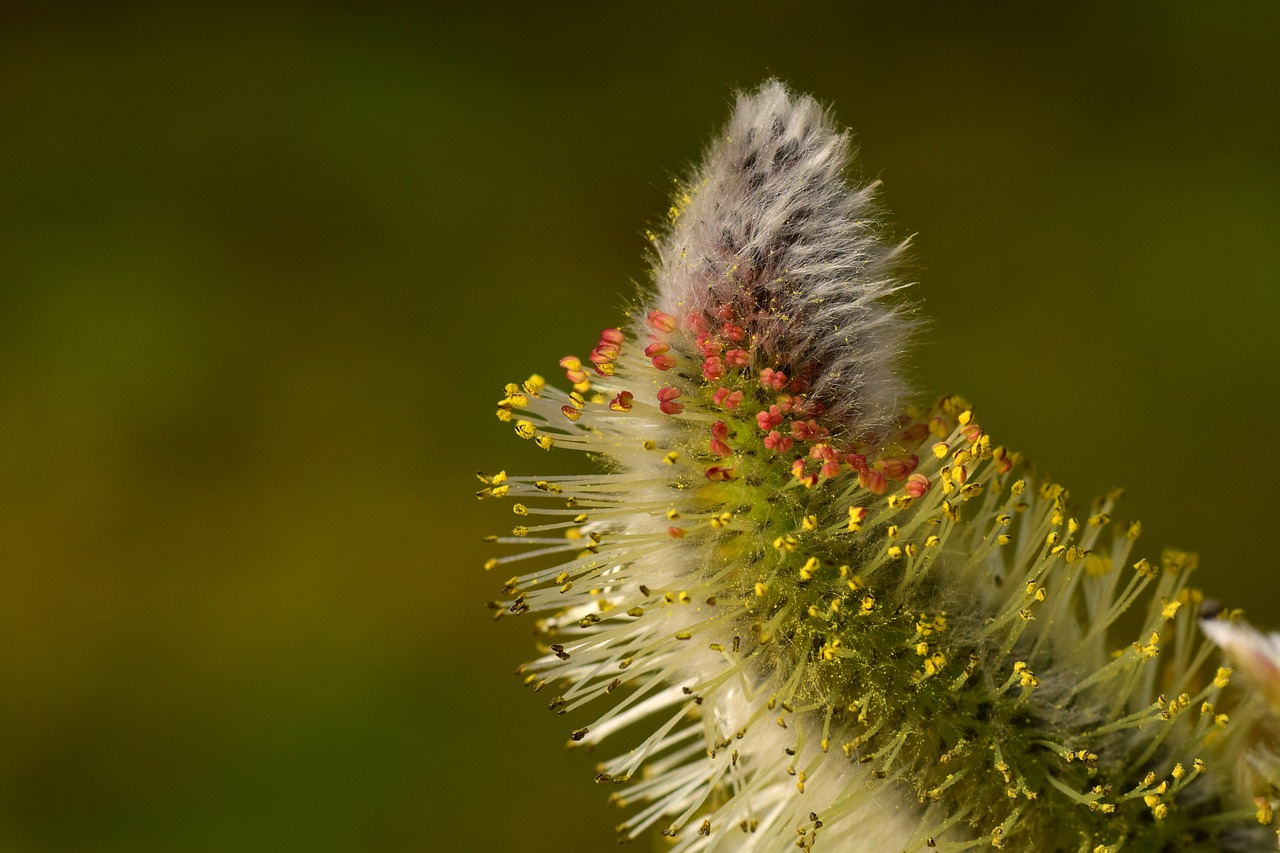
(2, 3, 1278, 851)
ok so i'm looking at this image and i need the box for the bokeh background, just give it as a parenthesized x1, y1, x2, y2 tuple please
(2, 4, 1279, 851)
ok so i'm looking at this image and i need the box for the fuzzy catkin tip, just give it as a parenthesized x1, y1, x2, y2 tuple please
(651, 80, 915, 440)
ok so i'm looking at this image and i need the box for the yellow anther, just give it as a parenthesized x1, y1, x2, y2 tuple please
(801, 515, 818, 531)
(754, 582, 769, 597)
(523, 374, 546, 395)
(1161, 598, 1182, 620)
(887, 525, 899, 540)
(663, 451, 679, 464)
(774, 534, 799, 551)
(512, 503, 528, 515)
(534, 435, 555, 450)
(957, 409, 972, 425)
(799, 557, 821, 581)
(847, 507, 867, 532)
(1214, 667, 1232, 688)
(709, 512, 733, 529)
(887, 545, 902, 560)
(924, 535, 941, 548)
(514, 420, 536, 439)
(932, 442, 949, 459)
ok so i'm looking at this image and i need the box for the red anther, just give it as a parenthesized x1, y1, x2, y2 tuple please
(561, 404, 581, 421)
(685, 313, 709, 334)
(876, 455, 919, 481)
(559, 356, 582, 370)
(713, 304, 735, 322)
(904, 473, 932, 498)
(759, 368, 788, 391)
(668, 526, 687, 538)
(657, 386, 684, 415)
(609, 391, 634, 412)
(791, 419, 820, 441)
(995, 454, 1013, 475)
(774, 394, 795, 414)
(787, 377, 810, 394)
(712, 387, 730, 407)
(705, 465, 736, 481)
(711, 420, 731, 441)
(696, 333, 723, 358)
(702, 356, 726, 381)
(651, 355, 677, 371)
(820, 460, 841, 479)
(593, 361, 616, 377)
(722, 322, 746, 342)
(844, 452, 868, 474)
(724, 348, 750, 368)
(763, 431, 794, 453)
(590, 342, 620, 361)
(599, 328, 625, 345)
(808, 443, 838, 462)
(709, 438, 732, 458)
(859, 468, 888, 495)
(565, 368, 588, 384)
(647, 311, 678, 333)
(722, 390, 744, 410)
(644, 341, 670, 358)
(756, 408, 782, 431)
(961, 424, 983, 443)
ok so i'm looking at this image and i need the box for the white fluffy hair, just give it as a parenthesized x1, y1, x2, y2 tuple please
(651, 79, 916, 439)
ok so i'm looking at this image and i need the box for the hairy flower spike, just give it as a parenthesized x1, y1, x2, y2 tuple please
(480, 81, 1277, 851)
